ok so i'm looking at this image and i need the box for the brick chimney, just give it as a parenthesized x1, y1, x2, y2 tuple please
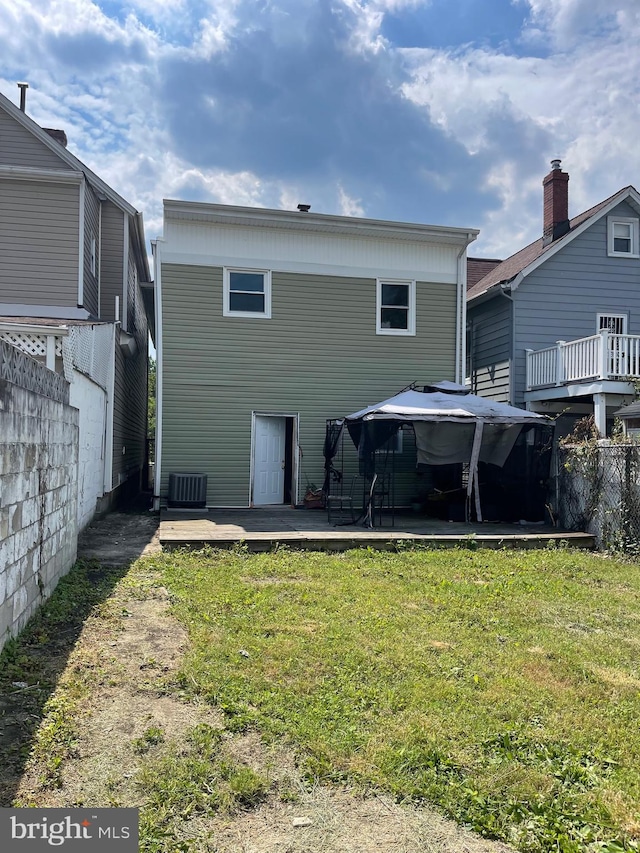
(542, 159, 569, 245)
(43, 128, 68, 148)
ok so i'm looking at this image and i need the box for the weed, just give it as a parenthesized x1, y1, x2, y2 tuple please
(136, 724, 267, 851)
(133, 726, 166, 755)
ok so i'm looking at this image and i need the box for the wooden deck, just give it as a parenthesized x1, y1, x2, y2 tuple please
(159, 508, 595, 552)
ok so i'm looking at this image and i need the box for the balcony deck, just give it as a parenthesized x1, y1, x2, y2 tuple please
(526, 331, 640, 391)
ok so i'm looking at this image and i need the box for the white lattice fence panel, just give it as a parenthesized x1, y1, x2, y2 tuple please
(68, 324, 113, 391)
(70, 325, 93, 375)
(0, 331, 63, 359)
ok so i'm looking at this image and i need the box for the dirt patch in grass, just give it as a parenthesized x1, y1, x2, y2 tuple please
(2, 544, 512, 851)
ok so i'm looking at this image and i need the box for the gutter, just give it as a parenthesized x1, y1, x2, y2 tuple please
(151, 238, 163, 512)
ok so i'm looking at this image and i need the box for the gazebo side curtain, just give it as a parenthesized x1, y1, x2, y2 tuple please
(347, 421, 400, 475)
(322, 419, 344, 494)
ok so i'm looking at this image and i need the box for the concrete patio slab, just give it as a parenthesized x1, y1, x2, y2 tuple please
(159, 508, 595, 552)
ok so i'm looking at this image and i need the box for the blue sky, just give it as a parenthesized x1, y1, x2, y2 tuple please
(1, 0, 638, 258)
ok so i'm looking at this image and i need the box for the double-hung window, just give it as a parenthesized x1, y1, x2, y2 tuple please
(607, 217, 639, 258)
(223, 268, 272, 318)
(376, 279, 416, 335)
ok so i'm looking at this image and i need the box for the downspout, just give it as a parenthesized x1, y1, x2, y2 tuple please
(151, 239, 163, 512)
(103, 324, 115, 495)
(455, 247, 464, 383)
(456, 239, 473, 385)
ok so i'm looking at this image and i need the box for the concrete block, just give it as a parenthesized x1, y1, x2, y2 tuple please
(0, 568, 6, 607)
(12, 584, 28, 622)
(0, 600, 14, 647)
(18, 522, 40, 556)
(0, 506, 8, 541)
(0, 473, 20, 508)
(41, 532, 55, 566)
(6, 557, 20, 595)
(9, 501, 23, 534)
(22, 573, 40, 609)
(0, 535, 15, 574)
(21, 496, 40, 528)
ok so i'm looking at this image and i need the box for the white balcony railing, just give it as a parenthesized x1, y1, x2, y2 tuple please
(526, 331, 640, 390)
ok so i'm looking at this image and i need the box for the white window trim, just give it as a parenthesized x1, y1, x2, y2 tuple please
(607, 216, 640, 258)
(376, 278, 416, 336)
(223, 268, 272, 319)
(596, 312, 628, 335)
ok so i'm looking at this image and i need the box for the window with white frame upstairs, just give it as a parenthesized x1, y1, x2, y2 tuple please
(223, 269, 272, 318)
(376, 279, 415, 335)
(607, 217, 639, 257)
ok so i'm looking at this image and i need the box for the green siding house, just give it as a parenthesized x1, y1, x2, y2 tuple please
(154, 202, 478, 508)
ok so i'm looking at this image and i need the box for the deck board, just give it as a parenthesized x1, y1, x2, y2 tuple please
(159, 508, 595, 552)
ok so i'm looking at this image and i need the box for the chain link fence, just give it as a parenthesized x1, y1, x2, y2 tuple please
(557, 441, 640, 551)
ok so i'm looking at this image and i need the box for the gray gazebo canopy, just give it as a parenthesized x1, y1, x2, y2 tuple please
(342, 386, 549, 521)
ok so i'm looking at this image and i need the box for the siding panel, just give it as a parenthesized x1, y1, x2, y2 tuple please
(0, 179, 78, 305)
(83, 184, 100, 316)
(100, 203, 124, 321)
(161, 265, 457, 506)
(0, 108, 69, 170)
(467, 296, 512, 403)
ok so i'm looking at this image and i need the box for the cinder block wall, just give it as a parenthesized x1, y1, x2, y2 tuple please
(0, 379, 79, 651)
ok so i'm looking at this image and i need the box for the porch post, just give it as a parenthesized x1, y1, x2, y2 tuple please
(525, 349, 532, 390)
(555, 341, 565, 386)
(599, 329, 609, 379)
(467, 421, 484, 523)
(45, 334, 56, 371)
(593, 393, 607, 437)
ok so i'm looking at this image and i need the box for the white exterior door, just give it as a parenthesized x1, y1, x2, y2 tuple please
(253, 416, 286, 505)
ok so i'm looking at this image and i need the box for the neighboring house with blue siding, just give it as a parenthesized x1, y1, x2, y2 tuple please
(0, 86, 154, 526)
(154, 201, 478, 509)
(467, 161, 640, 436)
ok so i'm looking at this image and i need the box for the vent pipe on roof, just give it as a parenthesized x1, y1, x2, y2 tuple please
(543, 159, 570, 245)
(297, 204, 311, 212)
(17, 82, 29, 112)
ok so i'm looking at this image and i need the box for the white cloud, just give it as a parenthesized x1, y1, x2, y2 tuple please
(397, 4, 640, 255)
(523, 0, 640, 48)
(338, 184, 365, 217)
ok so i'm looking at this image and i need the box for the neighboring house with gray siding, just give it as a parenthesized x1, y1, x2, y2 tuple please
(154, 201, 478, 508)
(0, 87, 154, 525)
(467, 161, 640, 436)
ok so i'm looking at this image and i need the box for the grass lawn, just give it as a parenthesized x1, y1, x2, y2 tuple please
(152, 544, 640, 852)
(0, 548, 640, 853)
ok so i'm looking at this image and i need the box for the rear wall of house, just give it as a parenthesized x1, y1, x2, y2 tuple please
(160, 264, 457, 506)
